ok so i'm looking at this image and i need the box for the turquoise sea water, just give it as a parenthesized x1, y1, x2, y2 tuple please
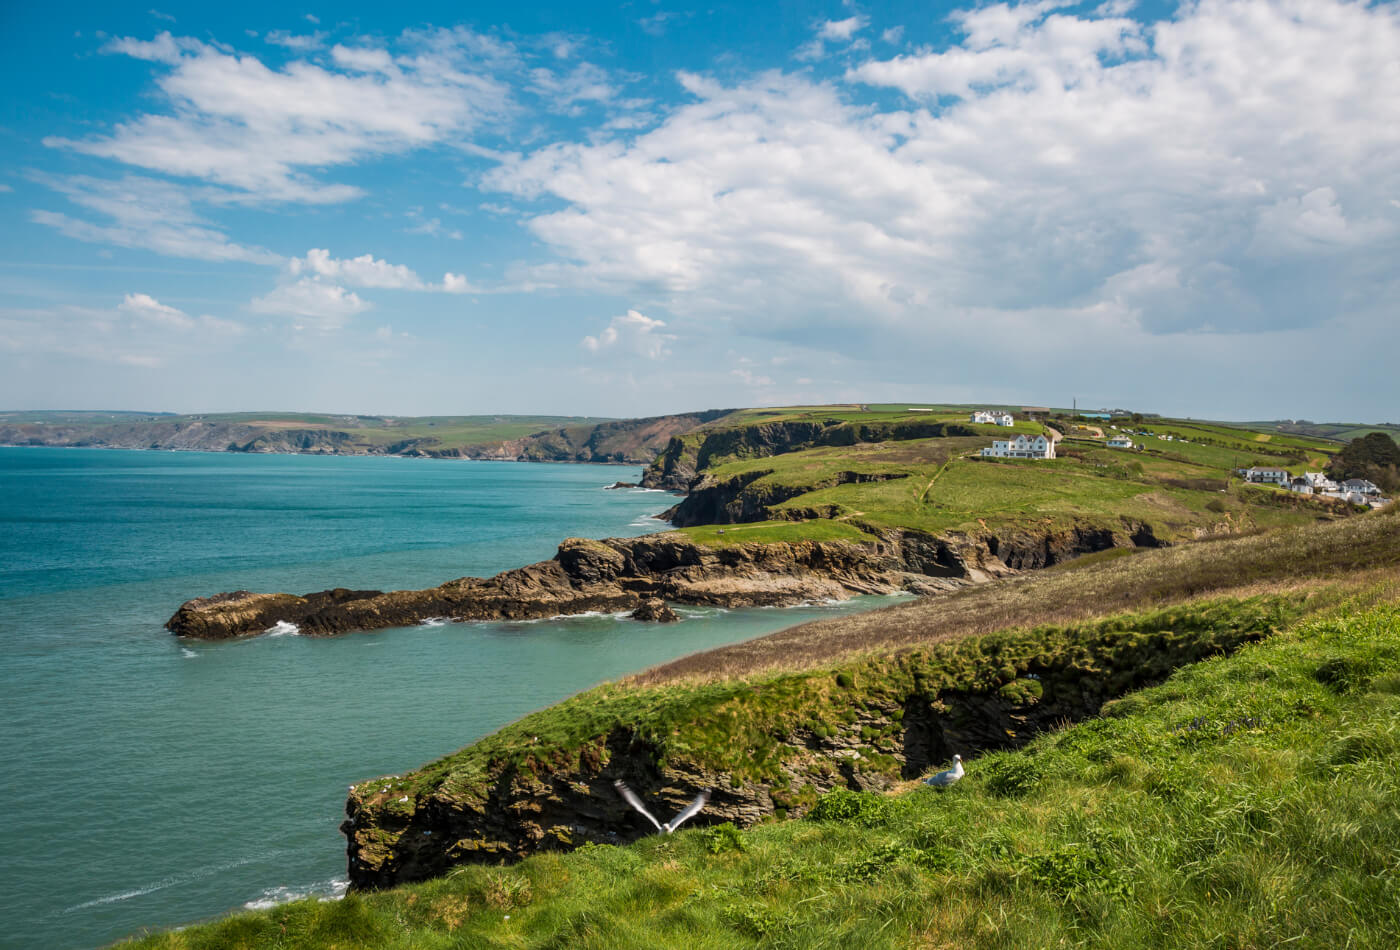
(0, 448, 898, 949)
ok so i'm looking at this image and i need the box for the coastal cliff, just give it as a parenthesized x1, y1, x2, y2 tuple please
(166, 521, 1162, 640)
(340, 593, 1290, 889)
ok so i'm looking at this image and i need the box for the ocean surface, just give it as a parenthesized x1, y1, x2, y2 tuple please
(0, 447, 899, 949)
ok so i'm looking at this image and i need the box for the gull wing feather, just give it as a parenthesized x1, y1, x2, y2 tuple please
(613, 780, 664, 832)
(663, 788, 712, 833)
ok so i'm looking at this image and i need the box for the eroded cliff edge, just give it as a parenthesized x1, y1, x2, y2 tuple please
(166, 521, 1161, 640)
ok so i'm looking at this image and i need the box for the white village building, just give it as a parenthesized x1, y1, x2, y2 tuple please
(1106, 436, 1135, 449)
(1342, 478, 1382, 496)
(1303, 472, 1339, 492)
(971, 410, 1014, 426)
(982, 433, 1056, 459)
(1240, 467, 1289, 485)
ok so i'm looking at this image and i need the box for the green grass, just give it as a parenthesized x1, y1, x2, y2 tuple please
(657, 414, 1349, 552)
(120, 593, 1400, 949)
(679, 520, 877, 546)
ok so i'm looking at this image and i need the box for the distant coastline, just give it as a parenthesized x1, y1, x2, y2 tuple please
(0, 408, 733, 466)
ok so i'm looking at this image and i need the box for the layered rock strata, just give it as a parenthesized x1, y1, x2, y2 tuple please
(168, 522, 1159, 640)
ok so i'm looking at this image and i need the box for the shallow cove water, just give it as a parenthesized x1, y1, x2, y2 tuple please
(0, 447, 901, 948)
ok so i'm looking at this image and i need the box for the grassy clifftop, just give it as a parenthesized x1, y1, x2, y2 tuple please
(121, 574, 1400, 947)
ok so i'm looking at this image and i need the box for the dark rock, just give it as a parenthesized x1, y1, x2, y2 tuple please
(630, 598, 679, 623)
(168, 523, 1156, 640)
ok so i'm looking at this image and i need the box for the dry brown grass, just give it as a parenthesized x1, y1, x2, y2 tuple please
(628, 509, 1400, 686)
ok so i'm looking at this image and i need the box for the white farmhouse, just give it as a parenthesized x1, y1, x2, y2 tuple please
(982, 434, 1056, 459)
(1106, 436, 1135, 449)
(971, 410, 1014, 426)
(1342, 478, 1382, 496)
(1303, 472, 1339, 492)
(1240, 467, 1289, 485)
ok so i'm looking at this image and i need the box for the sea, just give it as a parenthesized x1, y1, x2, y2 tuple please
(0, 447, 898, 949)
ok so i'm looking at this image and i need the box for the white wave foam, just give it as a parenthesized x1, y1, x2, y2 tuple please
(243, 877, 349, 911)
(418, 617, 448, 627)
(65, 854, 272, 913)
(264, 620, 301, 637)
(180, 648, 198, 659)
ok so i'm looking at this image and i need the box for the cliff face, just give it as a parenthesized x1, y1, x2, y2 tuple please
(642, 420, 978, 491)
(341, 594, 1274, 890)
(665, 470, 911, 527)
(168, 521, 1161, 640)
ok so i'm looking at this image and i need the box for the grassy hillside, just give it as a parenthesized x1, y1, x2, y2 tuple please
(120, 575, 1400, 948)
(673, 423, 1354, 549)
(1242, 419, 1400, 445)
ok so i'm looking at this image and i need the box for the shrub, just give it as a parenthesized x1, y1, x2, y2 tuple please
(835, 672, 855, 689)
(702, 822, 747, 854)
(807, 787, 892, 826)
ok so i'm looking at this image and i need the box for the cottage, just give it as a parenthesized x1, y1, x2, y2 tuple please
(1106, 436, 1135, 449)
(1342, 478, 1381, 496)
(1240, 467, 1289, 485)
(1303, 472, 1339, 492)
(1287, 476, 1314, 494)
(981, 433, 1056, 459)
(971, 410, 1014, 426)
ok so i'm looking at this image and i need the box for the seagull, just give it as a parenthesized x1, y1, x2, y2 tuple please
(924, 755, 964, 787)
(613, 780, 712, 834)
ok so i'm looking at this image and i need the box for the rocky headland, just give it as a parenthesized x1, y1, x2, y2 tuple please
(167, 520, 1163, 640)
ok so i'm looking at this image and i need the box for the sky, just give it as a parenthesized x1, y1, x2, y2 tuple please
(1, 0, 1397, 421)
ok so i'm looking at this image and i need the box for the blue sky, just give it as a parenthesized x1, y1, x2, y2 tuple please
(1, 0, 1396, 420)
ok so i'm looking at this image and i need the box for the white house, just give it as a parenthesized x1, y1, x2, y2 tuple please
(971, 410, 1014, 426)
(982, 434, 1055, 459)
(1342, 478, 1381, 496)
(1106, 436, 1135, 449)
(1240, 467, 1289, 485)
(1302, 472, 1339, 492)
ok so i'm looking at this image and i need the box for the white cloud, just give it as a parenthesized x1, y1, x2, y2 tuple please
(0, 184, 13, 193)
(47, 30, 515, 203)
(290, 248, 425, 289)
(286, 248, 473, 293)
(403, 216, 463, 240)
(250, 277, 370, 328)
(0, 294, 243, 368)
(528, 62, 616, 108)
(799, 15, 870, 60)
(486, 0, 1400, 355)
(441, 273, 475, 294)
(118, 292, 194, 328)
(265, 30, 327, 51)
(29, 174, 280, 264)
(580, 310, 674, 359)
(817, 16, 868, 42)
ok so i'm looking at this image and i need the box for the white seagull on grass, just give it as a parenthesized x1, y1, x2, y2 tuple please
(613, 780, 711, 834)
(924, 754, 964, 787)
